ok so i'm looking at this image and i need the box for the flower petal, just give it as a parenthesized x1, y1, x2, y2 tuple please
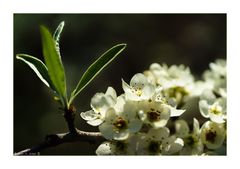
(162, 136, 183, 155)
(113, 130, 130, 140)
(122, 78, 132, 94)
(141, 84, 155, 100)
(114, 95, 126, 113)
(90, 92, 116, 114)
(80, 110, 97, 121)
(105, 87, 117, 101)
(99, 123, 115, 140)
(148, 127, 170, 140)
(87, 118, 103, 126)
(122, 79, 139, 101)
(209, 113, 225, 123)
(128, 119, 143, 133)
(96, 141, 112, 155)
(105, 108, 117, 123)
(169, 106, 185, 117)
(200, 90, 216, 103)
(130, 73, 148, 88)
(153, 119, 169, 128)
(199, 100, 210, 118)
(193, 118, 200, 136)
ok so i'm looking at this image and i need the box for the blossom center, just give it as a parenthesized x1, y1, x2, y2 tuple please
(114, 117, 127, 130)
(205, 130, 217, 143)
(133, 87, 143, 97)
(167, 86, 189, 98)
(147, 109, 161, 122)
(148, 141, 160, 153)
(185, 135, 196, 146)
(210, 105, 222, 115)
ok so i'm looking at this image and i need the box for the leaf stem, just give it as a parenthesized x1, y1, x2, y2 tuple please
(64, 104, 77, 134)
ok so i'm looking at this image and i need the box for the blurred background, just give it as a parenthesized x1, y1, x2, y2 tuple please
(14, 14, 226, 155)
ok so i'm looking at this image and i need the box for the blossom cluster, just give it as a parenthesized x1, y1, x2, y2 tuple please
(80, 59, 226, 155)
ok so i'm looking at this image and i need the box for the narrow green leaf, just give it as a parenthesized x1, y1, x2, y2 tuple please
(69, 44, 126, 104)
(16, 54, 53, 89)
(40, 25, 67, 106)
(53, 21, 65, 57)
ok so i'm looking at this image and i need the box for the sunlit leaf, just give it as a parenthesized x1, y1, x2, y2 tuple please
(16, 54, 54, 89)
(40, 25, 67, 106)
(53, 21, 65, 57)
(69, 43, 126, 104)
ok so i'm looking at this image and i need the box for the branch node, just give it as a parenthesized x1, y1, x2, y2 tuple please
(64, 104, 77, 133)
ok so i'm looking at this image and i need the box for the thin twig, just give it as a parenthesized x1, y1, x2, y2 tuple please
(14, 129, 104, 155)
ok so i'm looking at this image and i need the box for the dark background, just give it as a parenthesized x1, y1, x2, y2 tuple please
(14, 14, 226, 155)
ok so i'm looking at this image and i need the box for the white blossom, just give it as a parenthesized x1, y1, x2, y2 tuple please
(203, 59, 226, 95)
(99, 101, 143, 141)
(138, 100, 171, 128)
(144, 63, 195, 107)
(96, 135, 139, 155)
(175, 118, 203, 155)
(200, 121, 226, 149)
(80, 87, 117, 126)
(199, 91, 226, 123)
(79, 60, 226, 155)
(137, 127, 183, 155)
(122, 73, 155, 101)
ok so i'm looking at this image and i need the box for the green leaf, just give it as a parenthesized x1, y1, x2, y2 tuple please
(16, 54, 54, 89)
(69, 43, 126, 104)
(53, 21, 65, 57)
(40, 25, 67, 107)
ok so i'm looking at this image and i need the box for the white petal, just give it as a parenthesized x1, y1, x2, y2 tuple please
(122, 79, 140, 101)
(87, 119, 103, 126)
(209, 113, 225, 123)
(91, 93, 104, 110)
(199, 100, 210, 118)
(96, 141, 112, 155)
(193, 118, 200, 136)
(122, 101, 139, 119)
(217, 97, 226, 110)
(90, 92, 115, 114)
(113, 130, 130, 140)
(168, 138, 184, 154)
(105, 87, 117, 101)
(200, 90, 216, 103)
(160, 105, 171, 120)
(150, 63, 161, 71)
(125, 91, 141, 101)
(128, 119, 143, 133)
(141, 84, 155, 100)
(138, 110, 147, 121)
(99, 123, 115, 140)
(80, 110, 97, 121)
(162, 136, 183, 155)
(122, 79, 132, 94)
(153, 119, 168, 128)
(169, 106, 185, 117)
(130, 73, 148, 88)
(114, 95, 126, 112)
(105, 108, 117, 123)
(148, 127, 170, 140)
(175, 138, 184, 146)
